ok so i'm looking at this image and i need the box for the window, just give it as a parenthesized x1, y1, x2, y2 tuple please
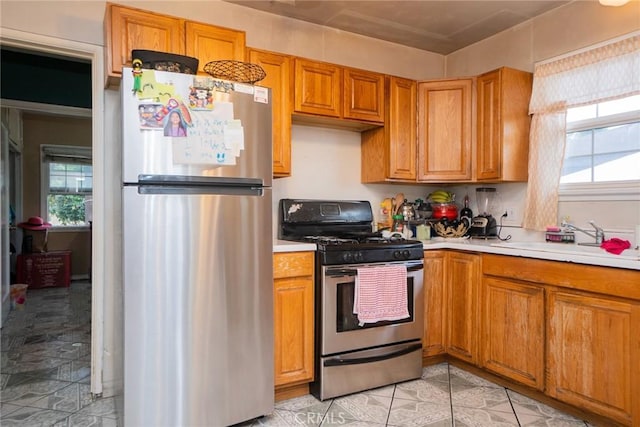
(41, 145, 92, 227)
(561, 94, 640, 185)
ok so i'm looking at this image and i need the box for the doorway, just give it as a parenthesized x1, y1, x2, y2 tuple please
(0, 28, 108, 399)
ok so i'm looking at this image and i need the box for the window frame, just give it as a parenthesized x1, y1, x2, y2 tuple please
(559, 100, 640, 202)
(40, 144, 93, 231)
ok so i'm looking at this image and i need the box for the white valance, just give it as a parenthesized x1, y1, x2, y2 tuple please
(529, 34, 640, 114)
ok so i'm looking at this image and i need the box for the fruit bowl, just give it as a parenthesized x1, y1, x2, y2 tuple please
(432, 221, 469, 238)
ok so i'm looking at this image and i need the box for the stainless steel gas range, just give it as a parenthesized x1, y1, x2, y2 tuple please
(278, 199, 424, 401)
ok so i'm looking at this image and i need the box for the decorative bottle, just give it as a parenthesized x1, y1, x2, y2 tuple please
(460, 194, 473, 220)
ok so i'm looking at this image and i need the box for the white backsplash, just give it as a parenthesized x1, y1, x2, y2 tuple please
(272, 124, 639, 247)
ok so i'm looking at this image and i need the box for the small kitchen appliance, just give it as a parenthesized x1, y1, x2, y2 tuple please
(279, 199, 424, 401)
(468, 187, 498, 238)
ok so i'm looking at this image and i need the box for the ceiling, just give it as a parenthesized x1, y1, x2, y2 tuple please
(224, 0, 570, 54)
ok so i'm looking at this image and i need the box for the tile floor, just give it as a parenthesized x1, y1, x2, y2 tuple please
(2, 282, 592, 427)
(239, 364, 593, 426)
(1, 281, 118, 426)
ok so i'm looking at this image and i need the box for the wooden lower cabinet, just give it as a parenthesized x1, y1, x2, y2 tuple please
(422, 251, 480, 362)
(481, 254, 640, 426)
(481, 277, 544, 390)
(422, 251, 447, 357)
(273, 252, 315, 391)
(547, 290, 639, 426)
(445, 251, 480, 364)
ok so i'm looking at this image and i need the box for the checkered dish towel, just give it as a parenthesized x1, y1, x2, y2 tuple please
(353, 265, 409, 326)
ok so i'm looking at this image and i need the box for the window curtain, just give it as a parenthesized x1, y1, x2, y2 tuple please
(523, 34, 640, 231)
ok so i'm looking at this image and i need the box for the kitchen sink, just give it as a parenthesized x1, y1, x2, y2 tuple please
(490, 241, 640, 261)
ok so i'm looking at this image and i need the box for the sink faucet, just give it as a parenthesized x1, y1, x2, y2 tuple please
(560, 220, 605, 245)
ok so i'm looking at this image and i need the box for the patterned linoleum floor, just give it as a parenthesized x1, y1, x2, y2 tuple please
(243, 365, 593, 427)
(1, 281, 118, 426)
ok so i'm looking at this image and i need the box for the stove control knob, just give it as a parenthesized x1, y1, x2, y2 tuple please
(354, 252, 364, 262)
(342, 252, 353, 263)
(393, 250, 410, 260)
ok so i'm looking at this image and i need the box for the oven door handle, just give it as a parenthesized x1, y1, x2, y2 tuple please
(326, 262, 423, 277)
(323, 342, 422, 367)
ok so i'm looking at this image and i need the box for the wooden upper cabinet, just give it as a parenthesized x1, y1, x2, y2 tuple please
(343, 68, 384, 123)
(185, 21, 246, 75)
(476, 67, 532, 181)
(294, 58, 342, 118)
(417, 79, 473, 181)
(481, 277, 544, 390)
(105, 3, 185, 86)
(362, 76, 417, 183)
(104, 3, 246, 86)
(547, 291, 639, 426)
(247, 48, 292, 178)
(293, 58, 384, 128)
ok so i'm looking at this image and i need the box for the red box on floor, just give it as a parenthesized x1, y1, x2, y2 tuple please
(16, 251, 72, 288)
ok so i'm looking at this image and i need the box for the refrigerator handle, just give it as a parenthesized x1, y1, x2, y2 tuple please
(138, 185, 264, 196)
(137, 174, 264, 187)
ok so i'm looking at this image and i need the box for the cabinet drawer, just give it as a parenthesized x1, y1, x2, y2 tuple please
(482, 254, 640, 300)
(274, 252, 314, 279)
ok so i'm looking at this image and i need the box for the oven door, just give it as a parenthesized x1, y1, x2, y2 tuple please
(321, 260, 424, 356)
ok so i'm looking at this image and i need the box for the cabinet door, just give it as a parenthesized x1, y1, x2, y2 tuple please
(417, 79, 473, 181)
(476, 70, 501, 180)
(476, 68, 532, 182)
(105, 4, 184, 85)
(273, 252, 315, 387)
(423, 251, 447, 357)
(445, 251, 480, 364)
(387, 76, 417, 180)
(294, 59, 342, 118)
(548, 291, 639, 426)
(343, 68, 384, 123)
(482, 277, 544, 390)
(185, 22, 246, 75)
(361, 76, 416, 183)
(247, 49, 292, 177)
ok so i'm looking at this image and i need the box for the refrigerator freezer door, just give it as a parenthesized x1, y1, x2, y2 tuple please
(123, 187, 273, 426)
(121, 69, 272, 186)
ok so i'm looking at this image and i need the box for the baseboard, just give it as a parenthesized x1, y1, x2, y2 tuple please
(274, 382, 310, 402)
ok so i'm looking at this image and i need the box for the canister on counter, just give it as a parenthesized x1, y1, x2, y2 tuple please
(416, 223, 431, 240)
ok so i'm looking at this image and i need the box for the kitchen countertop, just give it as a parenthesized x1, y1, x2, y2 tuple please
(274, 238, 640, 270)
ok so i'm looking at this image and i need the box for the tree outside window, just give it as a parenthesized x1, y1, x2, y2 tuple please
(41, 146, 92, 227)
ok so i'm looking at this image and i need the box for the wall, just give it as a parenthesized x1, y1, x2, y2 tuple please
(21, 113, 92, 277)
(444, 0, 640, 241)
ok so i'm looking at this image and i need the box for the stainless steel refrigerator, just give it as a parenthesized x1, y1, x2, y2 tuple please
(121, 67, 273, 426)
